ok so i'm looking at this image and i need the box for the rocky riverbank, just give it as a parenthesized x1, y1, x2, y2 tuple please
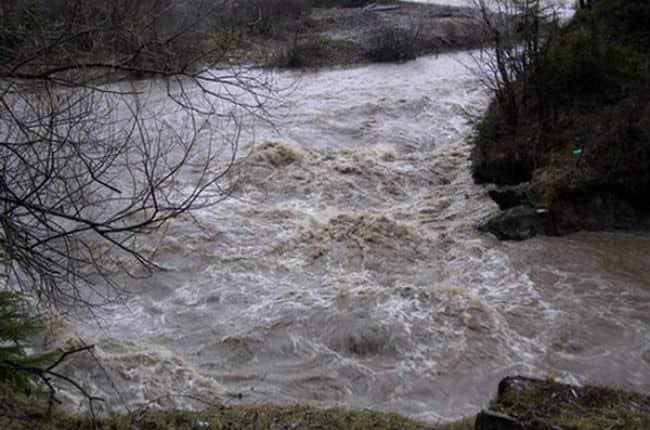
(471, 0, 650, 240)
(477, 377, 650, 430)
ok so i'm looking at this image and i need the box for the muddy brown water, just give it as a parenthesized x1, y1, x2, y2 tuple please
(55, 44, 650, 423)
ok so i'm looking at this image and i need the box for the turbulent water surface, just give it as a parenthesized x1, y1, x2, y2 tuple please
(56, 48, 650, 423)
(416, 0, 576, 18)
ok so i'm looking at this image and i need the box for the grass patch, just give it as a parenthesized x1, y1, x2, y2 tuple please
(490, 377, 650, 430)
(0, 386, 475, 430)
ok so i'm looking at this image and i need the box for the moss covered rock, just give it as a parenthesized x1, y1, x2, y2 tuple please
(477, 377, 650, 430)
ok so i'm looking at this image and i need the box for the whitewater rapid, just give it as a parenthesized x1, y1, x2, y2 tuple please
(53, 48, 650, 424)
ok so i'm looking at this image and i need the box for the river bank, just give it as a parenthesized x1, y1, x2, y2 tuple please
(477, 377, 650, 430)
(5, 376, 650, 429)
(36, 45, 650, 425)
(0, 382, 472, 430)
(4, 0, 649, 427)
(471, 0, 650, 240)
(225, 1, 485, 68)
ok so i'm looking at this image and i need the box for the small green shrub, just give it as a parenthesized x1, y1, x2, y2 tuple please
(474, 111, 500, 148)
(542, 21, 642, 109)
(0, 292, 52, 393)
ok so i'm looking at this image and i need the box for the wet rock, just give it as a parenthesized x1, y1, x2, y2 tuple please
(487, 182, 540, 211)
(482, 182, 650, 238)
(483, 376, 650, 430)
(475, 410, 523, 430)
(479, 205, 546, 240)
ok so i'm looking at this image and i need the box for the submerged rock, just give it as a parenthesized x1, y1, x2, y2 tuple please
(478, 205, 546, 241)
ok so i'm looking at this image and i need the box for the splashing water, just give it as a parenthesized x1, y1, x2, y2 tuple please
(54, 49, 650, 424)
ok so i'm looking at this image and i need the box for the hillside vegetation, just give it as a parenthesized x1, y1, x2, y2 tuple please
(472, 0, 650, 236)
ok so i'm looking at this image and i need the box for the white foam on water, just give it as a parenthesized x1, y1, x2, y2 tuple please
(61, 47, 650, 423)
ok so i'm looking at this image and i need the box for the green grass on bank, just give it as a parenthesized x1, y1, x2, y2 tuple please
(0, 385, 474, 430)
(491, 378, 650, 430)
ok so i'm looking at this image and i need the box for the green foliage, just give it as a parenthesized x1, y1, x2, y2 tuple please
(540, 2, 648, 111)
(479, 0, 648, 130)
(473, 111, 501, 148)
(0, 292, 53, 393)
(593, 0, 650, 51)
(544, 31, 635, 107)
(471, 0, 650, 189)
(0, 0, 42, 51)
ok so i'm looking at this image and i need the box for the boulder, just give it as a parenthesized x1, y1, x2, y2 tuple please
(475, 410, 524, 430)
(479, 376, 650, 430)
(479, 205, 546, 240)
(487, 182, 540, 211)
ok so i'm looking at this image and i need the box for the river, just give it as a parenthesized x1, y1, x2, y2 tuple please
(415, 0, 577, 18)
(55, 3, 650, 425)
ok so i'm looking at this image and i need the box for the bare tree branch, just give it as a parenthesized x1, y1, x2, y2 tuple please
(0, 0, 279, 311)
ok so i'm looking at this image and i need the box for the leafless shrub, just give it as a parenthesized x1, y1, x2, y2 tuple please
(219, 0, 312, 35)
(0, 0, 279, 311)
(469, 0, 562, 127)
(365, 25, 421, 63)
